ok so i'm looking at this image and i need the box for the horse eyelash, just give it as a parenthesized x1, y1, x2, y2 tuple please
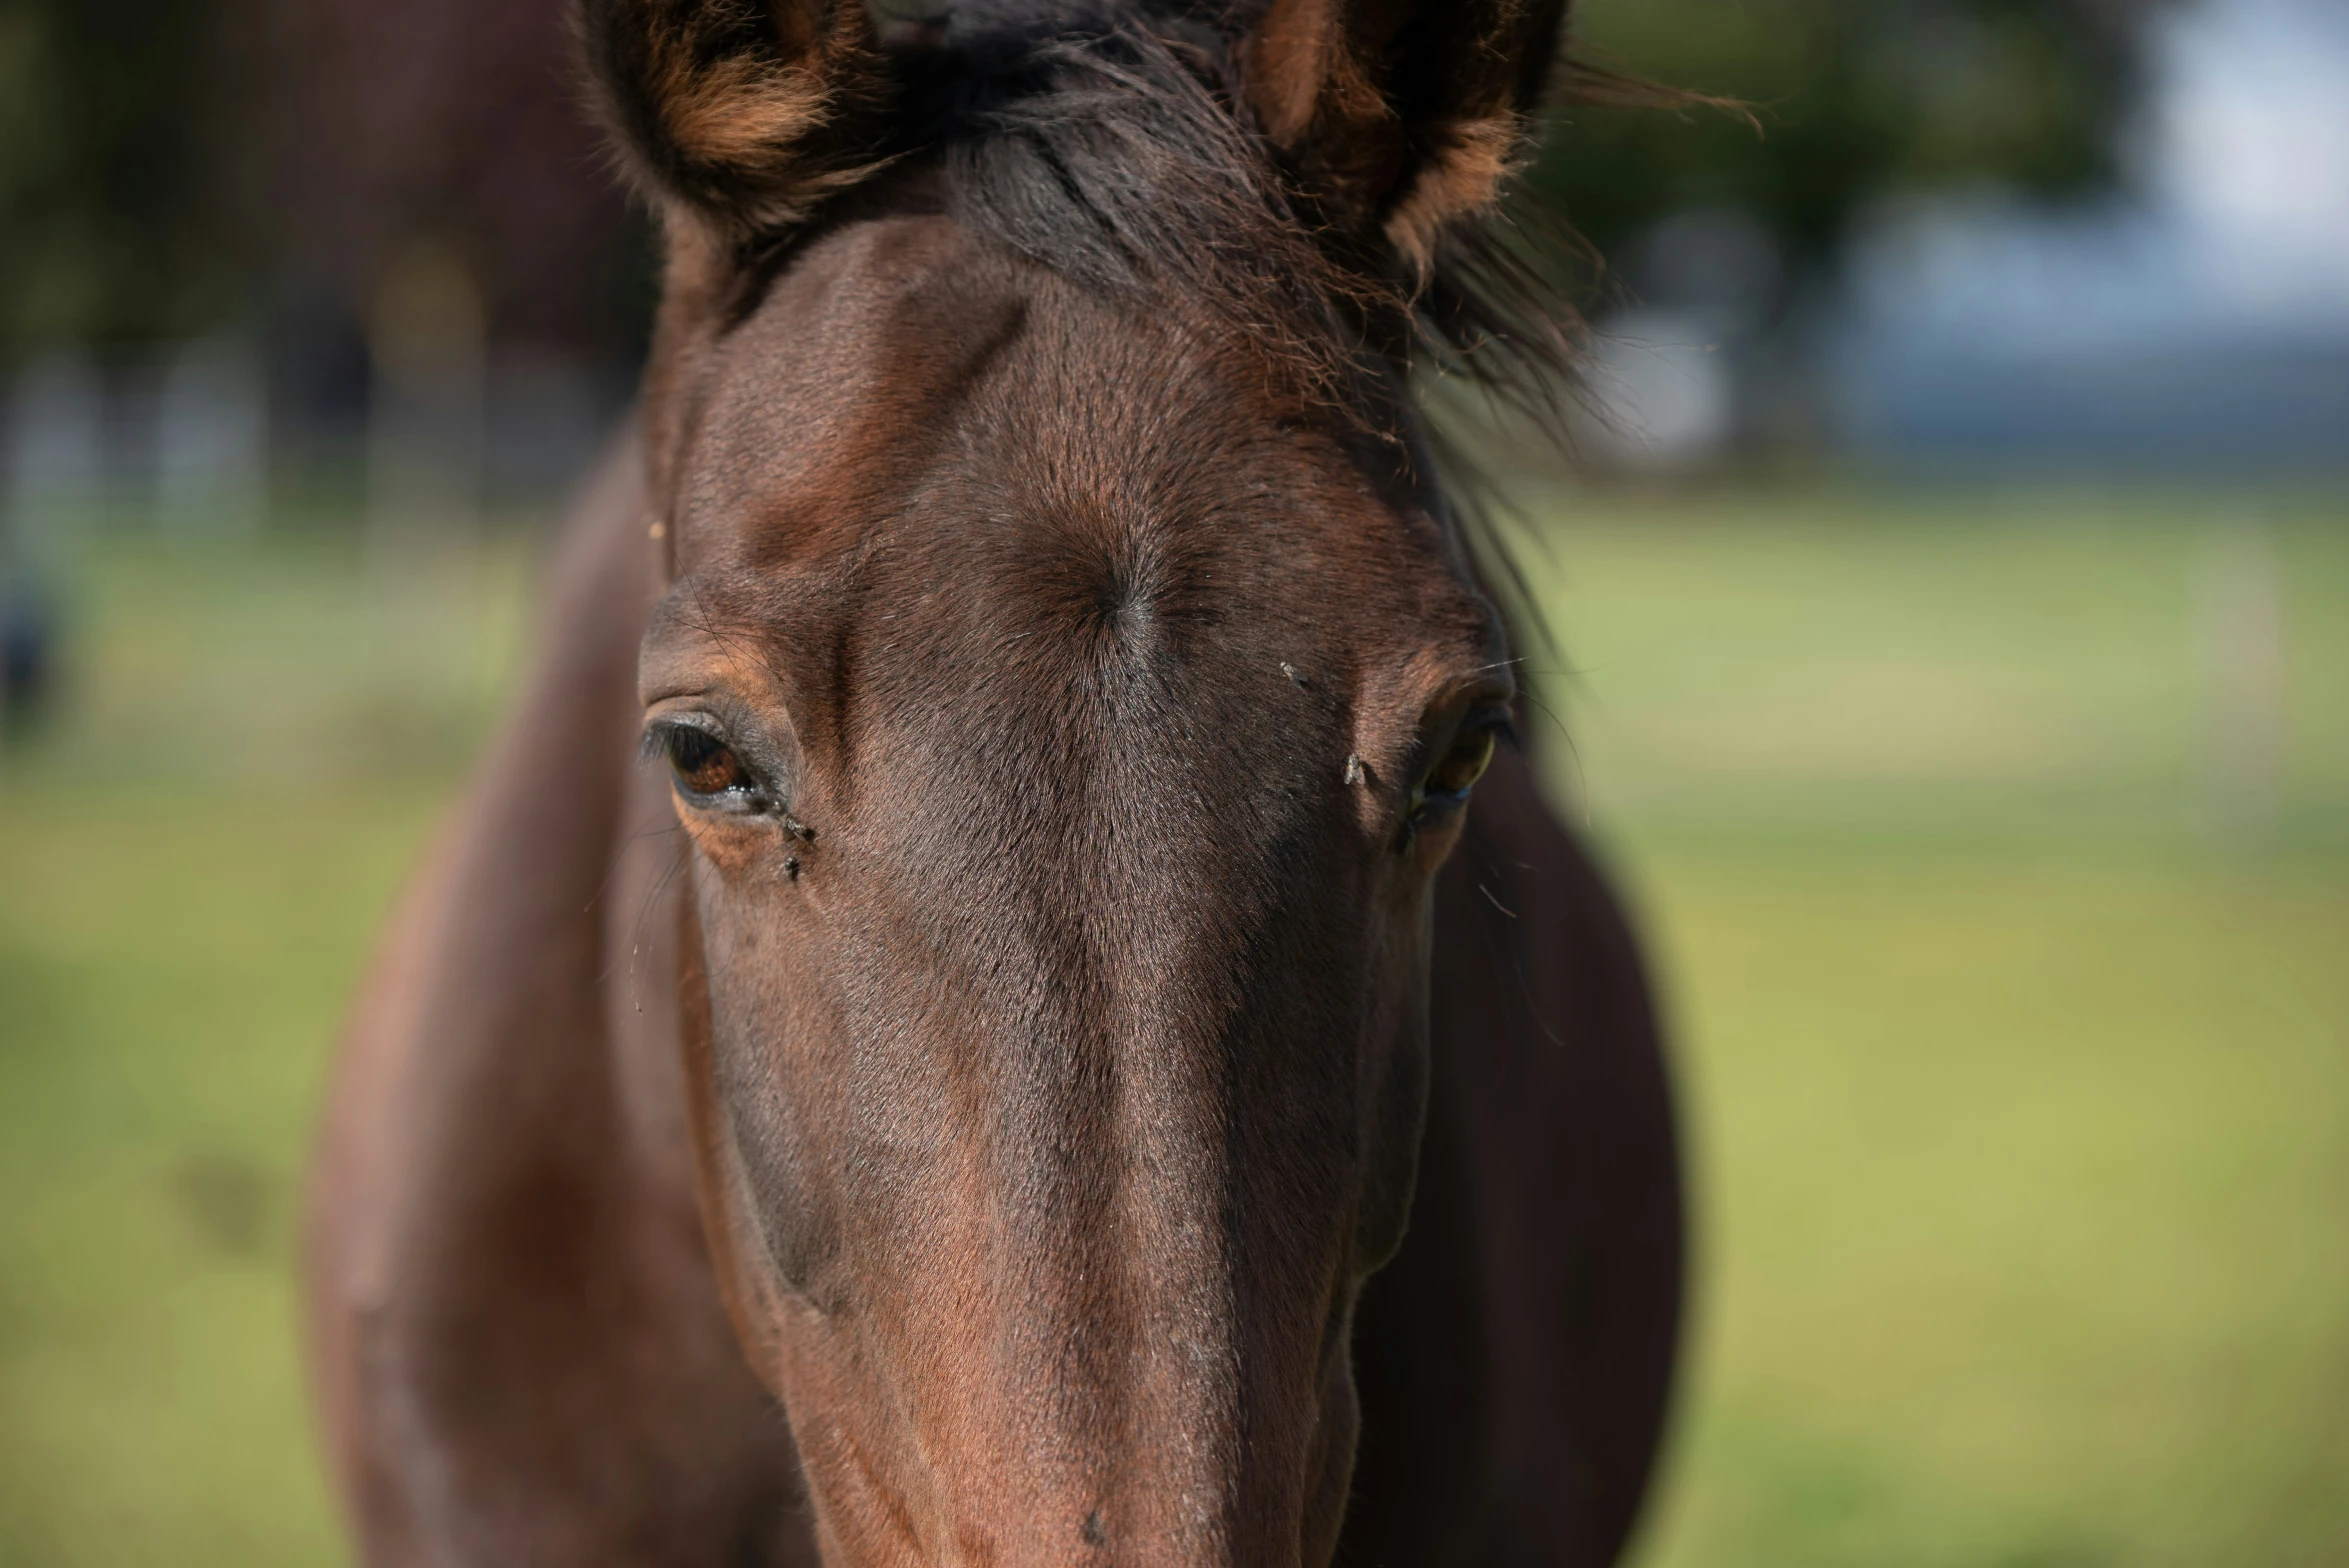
(639, 718, 723, 764)
(1452, 710, 1520, 757)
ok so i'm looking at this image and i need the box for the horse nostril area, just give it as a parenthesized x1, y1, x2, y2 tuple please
(1081, 1509, 1108, 1549)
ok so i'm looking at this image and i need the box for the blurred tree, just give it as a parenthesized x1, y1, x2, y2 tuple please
(0, 0, 643, 362)
(0, 0, 248, 349)
(1538, 0, 2169, 301)
(261, 0, 646, 360)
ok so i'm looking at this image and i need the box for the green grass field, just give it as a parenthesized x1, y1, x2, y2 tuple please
(1, 488, 2344, 1565)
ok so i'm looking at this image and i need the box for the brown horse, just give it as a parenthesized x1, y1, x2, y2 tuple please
(304, 2, 1683, 1563)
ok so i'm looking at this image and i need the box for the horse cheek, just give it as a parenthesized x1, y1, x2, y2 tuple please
(676, 865, 847, 1391)
(1350, 896, 1436, 1277)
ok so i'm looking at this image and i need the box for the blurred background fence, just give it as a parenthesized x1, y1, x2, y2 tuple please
(0, 0, 2344, 1563)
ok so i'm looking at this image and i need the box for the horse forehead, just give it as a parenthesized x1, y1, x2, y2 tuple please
(679, 216, 1480, 695)
(694, 218, 1421, 556)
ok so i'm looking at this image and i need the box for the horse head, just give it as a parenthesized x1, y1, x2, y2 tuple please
(586, 2, 1571, 1560)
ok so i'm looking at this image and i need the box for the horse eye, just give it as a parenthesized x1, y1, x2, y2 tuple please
(1426, 726, 1497, 800)
(663, 726, 753, 801)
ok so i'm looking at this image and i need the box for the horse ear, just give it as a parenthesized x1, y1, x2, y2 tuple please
(582, 0, 892, 242)
(1237, 0, 1569, 273)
